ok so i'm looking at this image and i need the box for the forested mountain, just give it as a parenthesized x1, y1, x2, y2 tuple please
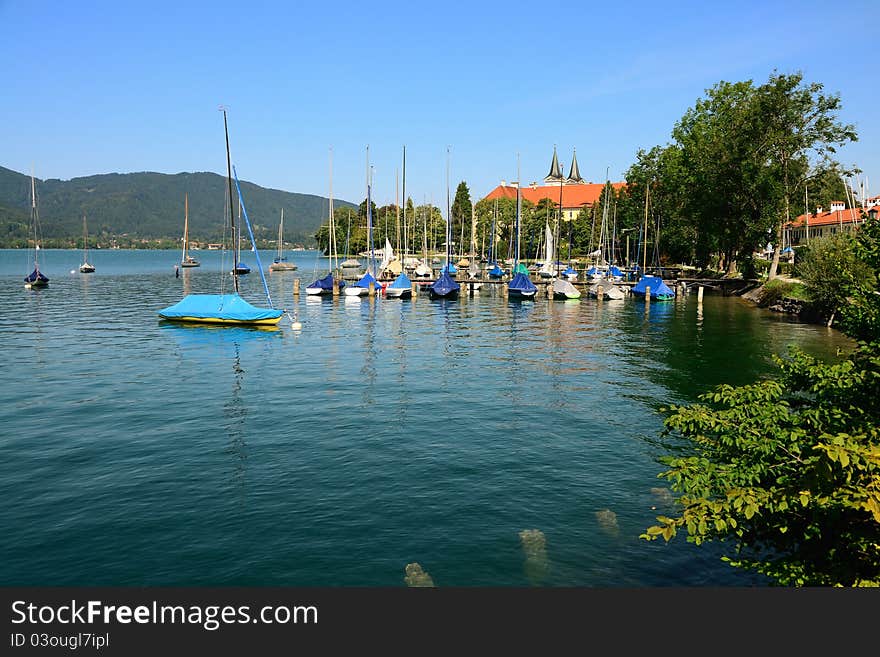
(0, 166, 355, 247)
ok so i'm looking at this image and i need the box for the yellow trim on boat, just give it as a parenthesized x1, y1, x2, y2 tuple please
(166, 315, 283, 326)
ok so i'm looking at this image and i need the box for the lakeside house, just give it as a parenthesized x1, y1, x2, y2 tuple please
(786, 200, 878, 245)
(482, 147, 626, 220)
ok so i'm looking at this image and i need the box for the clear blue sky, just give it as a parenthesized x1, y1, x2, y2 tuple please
(2, 0, 877, 212)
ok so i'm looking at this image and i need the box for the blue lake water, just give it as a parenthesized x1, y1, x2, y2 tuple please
(0, 248, 854, 586)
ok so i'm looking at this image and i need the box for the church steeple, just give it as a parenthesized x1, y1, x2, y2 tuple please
(567, 148, 584, 184)
(544, 145, 563, 184)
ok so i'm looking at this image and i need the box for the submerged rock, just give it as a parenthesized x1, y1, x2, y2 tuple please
(404, 562, 435, 587)
(595, 509, 620, 537)
(519, 529, 549, 585)
(650, 487, 674, 508)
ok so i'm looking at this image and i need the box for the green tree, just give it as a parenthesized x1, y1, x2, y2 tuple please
(840, 213, 880, 341)
(797, 233, 872, 326)
(450, 181, 472, 255)
(671, 79, 779, 273)
(805, 163, 852, 214)
(757, 71, 857, 279)
(642, 216, 880, 586)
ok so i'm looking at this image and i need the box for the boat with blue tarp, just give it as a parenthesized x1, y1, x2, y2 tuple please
(158, 109, 283, 327)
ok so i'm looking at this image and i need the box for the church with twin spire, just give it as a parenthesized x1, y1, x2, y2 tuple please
(482, 146, 625, 221)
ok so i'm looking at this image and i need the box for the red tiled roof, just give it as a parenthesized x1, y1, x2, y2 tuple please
(483, 182, 626, 208)
(787, 208, 863, 228)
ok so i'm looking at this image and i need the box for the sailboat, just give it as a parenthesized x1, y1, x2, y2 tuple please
(507, 156, 538, 300)
(79, 213, 96, 273)
(587, 175, 625, 300)
(307, 147, 345, 296)
(485, 201, 504, 279)
(24, 173, 49, 288)
(346, 150, 381, 298)
(414, 205, 433, 279)
(158, 109, 283, 326)
(269, 208, 297, 271)
(428, 148, 461, 300)
(180, 194, 200, 268)
(538, 222, 555, 279)
(631, 185, 675, 301)
(386, 146, 413, 300)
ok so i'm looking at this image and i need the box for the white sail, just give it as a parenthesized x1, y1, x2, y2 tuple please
(539, 223, 555, 277)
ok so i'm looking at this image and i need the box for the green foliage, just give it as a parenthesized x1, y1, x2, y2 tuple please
(797, 233, 873, 322)
(474, 196, 535, 261)
(450, 181, 472, 251)
(642, 343, 880, 586)
(621, 72, 856, 274)
(840, 216, 880, 341)
(755, 278, 796, 306)
(643, 219, 880, 586)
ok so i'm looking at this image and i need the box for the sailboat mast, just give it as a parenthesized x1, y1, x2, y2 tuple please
(557, 166, 563, 276)
(446, 147, 451, 267)
(31, 174, 39, 270)
(277, 208, 284, 260)
(222, 108, 239, 294)
(642, 185, 649, 272)
(329, 147, 337, 274)
(402, 145, 406, 267)
(515, 153, 521, 267)
(366, 146, 374, 276)
(490, 200, 497, 263)
(182, 193, 188, 262)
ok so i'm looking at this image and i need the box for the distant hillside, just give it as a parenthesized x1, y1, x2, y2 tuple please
(0, 166, 356, 247)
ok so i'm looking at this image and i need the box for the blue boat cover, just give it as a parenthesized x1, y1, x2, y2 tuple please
(488, 264, 504, 278)
(442, 262, 458, 274)
(354, 271, 379, 288)
(236, 262, 251, 273)
(158, 294, 282, 321)
(632, 275, 674, 298)
(388, 272, 412, 289)
(508, 272, 537, 295)
(586, 266, 601, 276)
(25, 269, 49, 283)
(562, 266, 577, 276)
(307, 273, 344, 290)
(609, 265, 623, 277)
(429, 270, 460, 297)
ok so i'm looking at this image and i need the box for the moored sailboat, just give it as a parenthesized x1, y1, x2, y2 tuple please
(269, 208, 298, 271)
(385, 271, 413, 299)
(180, 193, 200, 268)
(506, 156, 537, 300)
(345, 149, 381, 298)
(428, 148, 461, 300)
(631, 186, 674, 301)
(24, 173, 49, 288)
(158, 109, 283, 326)
(79, 213, 95, 273)
(307, 147, 344, 296)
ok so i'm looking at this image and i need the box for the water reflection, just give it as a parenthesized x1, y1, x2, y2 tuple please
(225, 342, 248, 497)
